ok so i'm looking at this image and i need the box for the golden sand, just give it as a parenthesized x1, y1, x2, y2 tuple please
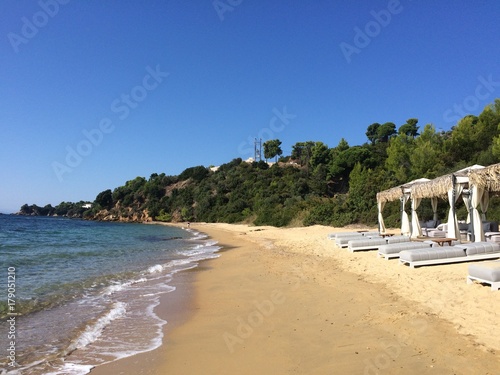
(90, 224, 500, 375)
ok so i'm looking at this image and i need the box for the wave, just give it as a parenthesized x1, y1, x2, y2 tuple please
(147, 264, 164, 274)
(102, 277, 148, 296)
(68, 302, 127, 352)
(185, 228, 209, 240)
(44, 363, 95, 375)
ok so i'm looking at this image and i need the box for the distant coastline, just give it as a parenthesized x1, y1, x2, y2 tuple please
(15, 202, 95, 220)
(14, 203, 163, 224)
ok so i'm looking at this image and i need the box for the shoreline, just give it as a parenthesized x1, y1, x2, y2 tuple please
(87, 222, 218, 375)
(90, 223, 499, 374)
(87, 264, 199, 375)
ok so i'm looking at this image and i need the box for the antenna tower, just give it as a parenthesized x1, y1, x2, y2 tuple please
(254, 138, 262, 162)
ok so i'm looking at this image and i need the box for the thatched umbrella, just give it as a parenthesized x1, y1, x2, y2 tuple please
(377, 178, 430, 235)
(469, 163, 500, 241)
(410, 165, 484, 241)
(469, 163, 500, 192)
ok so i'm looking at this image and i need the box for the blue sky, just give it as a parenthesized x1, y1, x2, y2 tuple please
(1, 0, 500, 213)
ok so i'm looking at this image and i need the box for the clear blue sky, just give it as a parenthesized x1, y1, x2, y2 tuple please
(1, 0, 500, 213)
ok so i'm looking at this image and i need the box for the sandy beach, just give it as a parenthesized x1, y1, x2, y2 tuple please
(90, 223, 499, 375)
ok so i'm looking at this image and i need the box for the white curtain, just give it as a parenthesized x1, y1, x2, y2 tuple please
(411, 197, 422, 238)
(377, 200, 386, 234)
(471, 185, 485, 242)
(462, 192, 471, 223)
(447, 184, 463, 240)
(401, 194, 411, 236)
(480, 190, 489, 221)
(431, 197, 439, 222)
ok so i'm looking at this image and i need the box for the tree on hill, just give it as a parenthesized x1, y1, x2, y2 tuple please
(366, 122, 397, 143)
(263, 139, 283, 162)
(377, 122, 397, 142)
(291, 141, 315, 166)
(95, 189, 113, 209)
(179, 166, 209, 182)
(366, 123, 380, 144)
(309, 142, 330, 170)
(329, 141, 371, 193)
(399, 118, 419, 138)
(385, 133, 415, 183)
(408, 124, 446, 179)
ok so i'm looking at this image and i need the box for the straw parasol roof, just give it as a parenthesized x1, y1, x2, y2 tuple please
(469, 163, 500, 192)
(411, 165, 484, 199)
(411, 174, 452, 199)
(376, 186, 403, 204)
(377, 178, 430, 203)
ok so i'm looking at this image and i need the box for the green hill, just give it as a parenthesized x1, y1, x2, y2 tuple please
(19, 99, 500, 228)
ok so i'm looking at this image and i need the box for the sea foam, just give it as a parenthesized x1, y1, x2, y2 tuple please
(70, 302, 127, 351)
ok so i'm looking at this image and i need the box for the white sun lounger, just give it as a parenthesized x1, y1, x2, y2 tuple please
(377, 241, 434, 260)
(399, 242, 500, 268)
(467, 260, 500, 290)
(335, 233, 380, 247)
(333, 231, 378, 239)
(347, 236, 410, 252)
(328, 231, 361, 240)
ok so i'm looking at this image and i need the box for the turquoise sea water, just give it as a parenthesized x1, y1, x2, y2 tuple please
(0, 215, 220, 374)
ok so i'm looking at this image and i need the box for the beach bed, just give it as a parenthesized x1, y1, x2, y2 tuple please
(377, 241, 434, 260)
(328, 231, 367, 239)
(467, 260, 500, 290)
(399, 242, 500, 268)
(347, 236, 410, 252)
(335, 233, 380, 247)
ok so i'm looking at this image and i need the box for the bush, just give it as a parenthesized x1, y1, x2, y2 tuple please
(156, 209, 172, 222)
(95, 189, 113, 209)
(179, 166, 209, 182)
(303, 200, 336, 226)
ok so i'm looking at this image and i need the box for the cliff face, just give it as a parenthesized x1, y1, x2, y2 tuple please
(16, 203, 87, 218)
(15, 202, 153, 223)
(92, 207, 152, 223)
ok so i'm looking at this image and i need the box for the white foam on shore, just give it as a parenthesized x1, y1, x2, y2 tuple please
(70, 302, 127, 351)
(102, 277, 147, 296)
(97, 296, 166, 360)
(185, 228, 209, 240)
(193, 240, 218, 248)
(148, 264, 164, 274)
(45, 363, 95, 375)
(179, 245, 221, 257)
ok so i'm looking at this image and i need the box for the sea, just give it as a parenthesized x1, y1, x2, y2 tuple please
(0, 215, 220, 374)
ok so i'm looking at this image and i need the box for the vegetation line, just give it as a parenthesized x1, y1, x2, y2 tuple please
(17, 100, 500, 227)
